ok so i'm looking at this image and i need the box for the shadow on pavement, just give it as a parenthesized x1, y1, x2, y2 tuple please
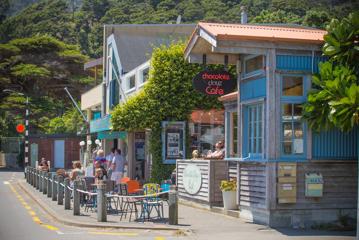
(273, 227, 355, 237)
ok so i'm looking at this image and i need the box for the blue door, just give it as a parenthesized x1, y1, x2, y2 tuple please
(54, 140, 65, 168)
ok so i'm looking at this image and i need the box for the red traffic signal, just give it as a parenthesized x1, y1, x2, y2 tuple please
(16, 124, 25, 133)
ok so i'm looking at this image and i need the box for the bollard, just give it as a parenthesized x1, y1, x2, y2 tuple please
(43, 172, 47, 194)
(36, 169, 40, 190)
(168, 185, 178, 225)
(39, 171, 44, 193)
(96, 181, 107, 222)
(34, 169, 37, 188)
(32, 168, 36, 187)
(47, 172, 52, 198)
(57, 175, 64, 205)
(73, 180, 81, 215)
(64, 178, 71, 210)
(37, 170, 41, 190)
(52, 175, 57, 201)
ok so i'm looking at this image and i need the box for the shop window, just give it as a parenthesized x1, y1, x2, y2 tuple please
(189, 109, 225, 157)
(244, 55, 264, 76)
(247, 104, 263, 156)
(282, 104, 304, 155)
(282, 76, 303, 96)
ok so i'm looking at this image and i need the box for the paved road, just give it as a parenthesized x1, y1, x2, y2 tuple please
(0, 170, 181, 240)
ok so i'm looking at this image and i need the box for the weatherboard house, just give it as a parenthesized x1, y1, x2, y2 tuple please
(182, 22, 358, 227)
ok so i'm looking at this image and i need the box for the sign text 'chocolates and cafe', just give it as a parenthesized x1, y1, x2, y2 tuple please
(192, 69, 236, 96)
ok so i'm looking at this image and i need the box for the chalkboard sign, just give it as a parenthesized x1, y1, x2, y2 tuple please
(192, 69, 236, 96)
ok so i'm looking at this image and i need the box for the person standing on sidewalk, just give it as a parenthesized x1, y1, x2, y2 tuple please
(111, 149, 127, 184)
(106, 148, 115, 179)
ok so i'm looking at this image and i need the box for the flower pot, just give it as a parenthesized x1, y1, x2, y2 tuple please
(222, 190, 237, 210)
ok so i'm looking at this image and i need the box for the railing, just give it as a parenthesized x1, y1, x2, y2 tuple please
(24, 166, 178, 225)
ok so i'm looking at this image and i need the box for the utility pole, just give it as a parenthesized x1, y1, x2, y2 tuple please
(24, 96, 29, 166)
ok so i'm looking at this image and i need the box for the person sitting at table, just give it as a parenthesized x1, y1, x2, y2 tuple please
(69, 161, 84, 181)
(206, 141, 225, 159)
(94, 160, 107, 180)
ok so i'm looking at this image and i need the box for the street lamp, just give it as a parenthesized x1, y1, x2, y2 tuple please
(3, 89, 30, 167)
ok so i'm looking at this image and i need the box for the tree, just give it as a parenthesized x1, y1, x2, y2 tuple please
(303, 10, 330, 29)
(0, 35, 93, 133)
(47, 107, 86, 134)
(0, 0, 9, 23)
(304, 11, 359, 132)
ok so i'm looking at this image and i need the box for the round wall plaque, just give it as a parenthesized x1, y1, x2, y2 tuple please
(183, 164, 202, 194)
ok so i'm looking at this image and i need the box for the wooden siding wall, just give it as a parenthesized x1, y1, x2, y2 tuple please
(29, 137, 81, 170)
(177, 160, 228, 206)
(238, 162, 267, 209)
(277, 162, 357, 210)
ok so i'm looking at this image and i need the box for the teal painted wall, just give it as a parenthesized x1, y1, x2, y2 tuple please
(312, 128, 358, 160)
(240, 77, 266, 101)
(276, 55, 328, 73)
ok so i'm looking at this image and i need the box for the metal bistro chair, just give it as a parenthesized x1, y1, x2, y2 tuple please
(119, 183, 142, 221)
(81, 177, 97, 212)
(141, 183, 164, 222)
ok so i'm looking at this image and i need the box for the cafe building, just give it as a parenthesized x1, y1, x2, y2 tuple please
(179, 21, 358, 228)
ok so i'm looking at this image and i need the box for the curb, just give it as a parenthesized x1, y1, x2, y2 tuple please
(18, 181, 184, 232)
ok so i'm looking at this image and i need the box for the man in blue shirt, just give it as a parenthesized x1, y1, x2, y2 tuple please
(110, 149, 127, 184)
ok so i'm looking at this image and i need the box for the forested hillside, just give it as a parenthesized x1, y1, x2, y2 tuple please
(0, 0, 357, 136)
(1, 0, 358, 58)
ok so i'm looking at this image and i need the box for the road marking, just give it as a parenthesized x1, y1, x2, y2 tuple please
(33, 216, 42, 223)
(3, 181, 10, 185)
(42, 224, 59, 231)
(155, 237, 166, 240)
(88, 231, 139, 236)
(24, 205, 31, 210)
(56, 231, 65, 235)
(28, 211, 36, 216)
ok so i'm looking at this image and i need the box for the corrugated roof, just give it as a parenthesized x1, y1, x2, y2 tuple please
(108, 24, 195, 73)
(198, 22, 326, 43)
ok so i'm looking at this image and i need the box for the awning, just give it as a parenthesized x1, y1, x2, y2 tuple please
(98, 131, 127, 140)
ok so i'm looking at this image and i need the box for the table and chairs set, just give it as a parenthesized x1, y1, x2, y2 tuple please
(78, 177, 171, 222)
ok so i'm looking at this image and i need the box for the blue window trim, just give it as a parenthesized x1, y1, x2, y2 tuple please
(280, 74, 307, 161)
(161, 121, 186, 164)
(242, 102, 264, 161)
(243, 55, 265, 79)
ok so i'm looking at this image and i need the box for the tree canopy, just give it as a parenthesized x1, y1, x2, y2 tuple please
(1, 0, 357, 58)
(304, 11, 359, 132)
(0, 35, 92, 135)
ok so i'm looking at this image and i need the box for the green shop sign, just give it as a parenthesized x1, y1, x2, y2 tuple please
(90, 115, 111, 133)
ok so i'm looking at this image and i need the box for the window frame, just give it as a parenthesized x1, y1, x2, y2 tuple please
(242, 102, 265, 161)
(139, 67, 149, 86)
(125, 74, 136, 93)
(280, 74, 307, 160)
(243, 55, 265, 78)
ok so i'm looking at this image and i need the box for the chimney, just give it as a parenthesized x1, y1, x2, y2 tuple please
(241, 6, 248, 24)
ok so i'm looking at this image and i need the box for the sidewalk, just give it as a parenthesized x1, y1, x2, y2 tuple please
(18, 180, 355, 240)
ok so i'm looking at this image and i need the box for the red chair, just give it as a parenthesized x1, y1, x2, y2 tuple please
(120, 177, 130, 183)
(127, 180, 140, 195)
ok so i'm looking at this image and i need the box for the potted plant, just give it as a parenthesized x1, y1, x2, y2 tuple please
(220, 179, 237, 210)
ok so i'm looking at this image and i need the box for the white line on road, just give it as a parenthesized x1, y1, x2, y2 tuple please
(3, 181, 10, 185)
